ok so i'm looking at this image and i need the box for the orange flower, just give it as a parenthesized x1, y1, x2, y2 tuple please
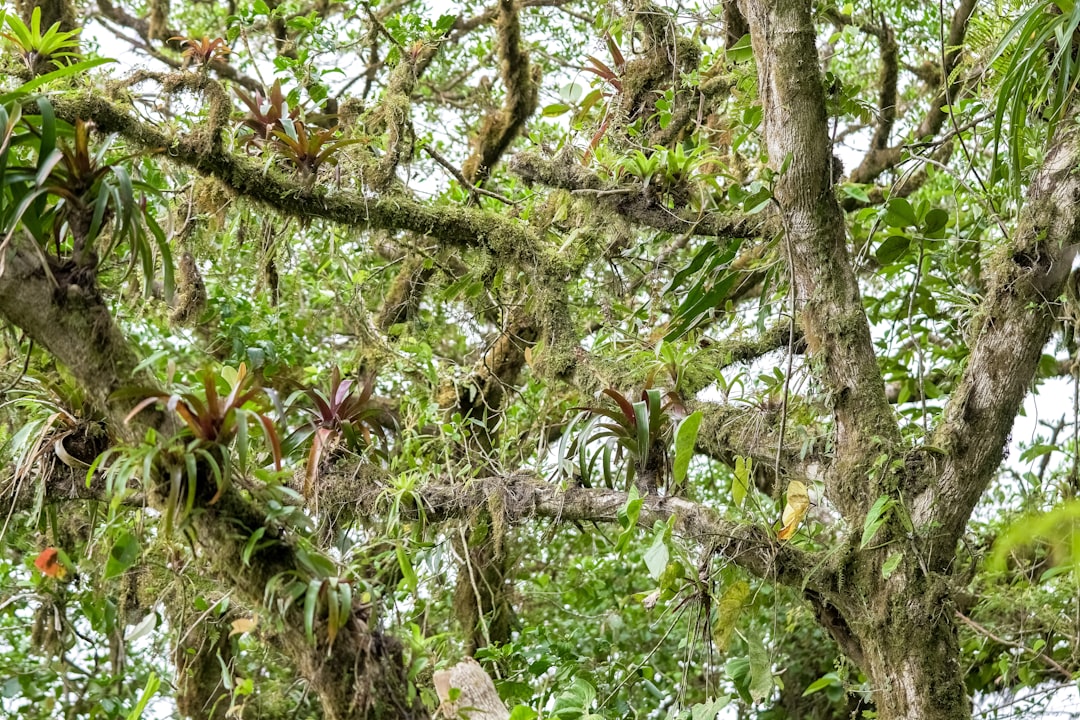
(34, 548, 66, 579)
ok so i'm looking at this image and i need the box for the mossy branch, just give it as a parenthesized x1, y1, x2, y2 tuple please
(922, 105, 1080, 566)
(461, 0, 540, 184)
(41, 93, 558, 275)
(357, 472, 823, 590)
(510, 152, 770, 239)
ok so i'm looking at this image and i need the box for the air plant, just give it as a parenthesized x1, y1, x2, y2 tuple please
(170, 35, 231, 67)
(119, 364, 282, 533)
(560, 386, 685, 494)
(285, 367, 392, 501)
(1, 7, 80, 75)
(235, 81, 358, 175)
(579, 33, 626, 161)
(271, 119, 362, 176)
(3, 102, 173, 295)
(234, 80, 300, 147)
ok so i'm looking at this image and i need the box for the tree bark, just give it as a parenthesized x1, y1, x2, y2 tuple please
(738, 0, 898, 521)
(736, 0, 973, 717)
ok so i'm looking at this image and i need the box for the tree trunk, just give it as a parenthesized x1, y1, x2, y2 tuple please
(854, 576, 970, 720)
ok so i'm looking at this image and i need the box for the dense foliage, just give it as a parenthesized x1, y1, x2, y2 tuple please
(2, 0, 1080, 718)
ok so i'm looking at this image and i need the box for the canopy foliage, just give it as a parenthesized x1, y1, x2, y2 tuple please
(2, 0, 1080, 718)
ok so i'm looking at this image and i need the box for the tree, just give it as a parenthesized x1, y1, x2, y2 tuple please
(1, 0, 1079, 717)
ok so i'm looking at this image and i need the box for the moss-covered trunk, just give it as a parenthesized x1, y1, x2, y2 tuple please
(836, 563, 970, 720)
(860, 611, 969, 720)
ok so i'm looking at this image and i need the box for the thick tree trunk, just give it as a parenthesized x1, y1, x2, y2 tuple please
(861, 615, 969, 720)
(838, 567, 971, 720)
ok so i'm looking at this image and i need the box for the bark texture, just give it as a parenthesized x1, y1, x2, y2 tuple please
(740, 0, 899, 523)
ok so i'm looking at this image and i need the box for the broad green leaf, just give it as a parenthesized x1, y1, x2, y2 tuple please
(690, 697, 731, 720)
(725, 656, 751, 703)
(876, 234, 910, 265)
(672, 411, 702, 487)
(552, 677, 596, 718)
(725, 33, 753, 63)
(802, 672, 841, 697)
(712, 580, 750, 650)
(883, 197, 917, 227)
(922, 208, 949, 236)
(105, 531, 140, 580)
(747, 628, 773, 703)
(644, 531, 669, 581)
(882, 551, 903, 579)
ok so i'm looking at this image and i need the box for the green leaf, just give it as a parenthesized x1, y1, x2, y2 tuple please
(666, 241, 720, 294)
(396, 544, 418, 591)
(690, 697, 730, 720)
(875, 234, 910, 265)
(125, 672, 161, 720)
(434, 14, 457, 33)
(552, 677, 596, 719)
(105, 531, 140, 580)
(644, 530, 669, 581)
(725, 33, 753, 63)
(883, 197, 917, 227)
(725, 656, 751, 703)
(543, 103, 571, 117)
(841, 184, 871, 202)
(922, 208, 949, 236)
(747, 628, 773, 703)
(732, 456, 750, 508)
(615, 486, 642, 553)
(802, 672, 841, 697)
(672, 410, 702, 487)
(861, 494, 894, 549)
(242, 526, 267, 566)
(881, 551, 903, 579)
(304, 579, 320, 643)
(633, 400, 650, 462)
(509, 707, 539, 720)
(712, 580, 749, 650)
(0, 58, 115, 104)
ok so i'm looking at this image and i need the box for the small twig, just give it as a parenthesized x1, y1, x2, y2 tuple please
(363, 4, 405, 50)
(954, 610, 1073, 682)
(422, 145, 515, 205)
(457, 525, 493, 652)
(570, 187, 637, 197)
(0, 337, 33, 396)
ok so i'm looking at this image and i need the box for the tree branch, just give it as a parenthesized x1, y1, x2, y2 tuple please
(94, 0, 263, 92)
(0, 239, 168, 437)
(846, 0, 976, 185)
(374, 472, 822, 589)
(920, 109, 1080, 565)
(41, 92, 557, 275)
(739, 0, 898, 520)
(510, 152, 770, 239)
(461, 0, 540, 184)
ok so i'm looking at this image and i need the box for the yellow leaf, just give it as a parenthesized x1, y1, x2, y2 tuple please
(712, 580, 750, 650)
(230, 617, 258, 637)
(778, 481, 810, 541)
